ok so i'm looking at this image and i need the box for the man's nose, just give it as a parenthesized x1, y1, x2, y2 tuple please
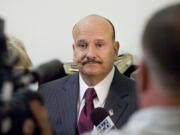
(86, 45, 97, 58)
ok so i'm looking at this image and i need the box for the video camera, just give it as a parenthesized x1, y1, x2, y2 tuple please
(0, 18, 65, 135)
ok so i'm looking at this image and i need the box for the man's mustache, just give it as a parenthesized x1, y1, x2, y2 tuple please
(81, 60, 102, 65)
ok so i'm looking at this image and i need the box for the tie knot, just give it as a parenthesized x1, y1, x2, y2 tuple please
(84, 88, 97, 102)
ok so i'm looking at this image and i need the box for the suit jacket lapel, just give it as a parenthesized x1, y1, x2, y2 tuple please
(61, 73, 79, 135)
(104, 67, 129, 127)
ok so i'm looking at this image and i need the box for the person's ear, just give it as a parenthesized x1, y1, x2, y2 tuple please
(72, 43, 75, 51)
(114, 41, 120, 56)
(137, 60, 149, 94)
(72, 44, 76, 62)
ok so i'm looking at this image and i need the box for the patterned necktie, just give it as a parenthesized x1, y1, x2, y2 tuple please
(78, 88, 97, 134)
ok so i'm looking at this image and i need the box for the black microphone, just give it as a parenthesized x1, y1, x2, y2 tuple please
(32, 59, 66, 84)
(0, 18, 6, 56)
(91, 107, 115, 133)
(0, 18, 6, 88)
(15, 59, 66, 88)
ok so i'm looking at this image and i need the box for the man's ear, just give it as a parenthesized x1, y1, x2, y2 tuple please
(72, 43, 75, 51)
(138, 60, 149, 94)
(72, 44, 76, 62)
(114, 41, 120, 55)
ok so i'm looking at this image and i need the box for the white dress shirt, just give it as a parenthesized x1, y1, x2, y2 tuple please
(77, 67, 115, 123)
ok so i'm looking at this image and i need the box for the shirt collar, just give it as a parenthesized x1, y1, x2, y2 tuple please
(79, 67, 115, 105)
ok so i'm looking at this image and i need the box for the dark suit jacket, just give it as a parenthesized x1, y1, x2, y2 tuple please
(38, 67, 138, 135)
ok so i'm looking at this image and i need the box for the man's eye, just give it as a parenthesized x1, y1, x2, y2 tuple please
(96, 43, 103, 48)
(78, 44, 87, 49)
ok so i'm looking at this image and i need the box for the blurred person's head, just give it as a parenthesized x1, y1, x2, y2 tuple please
(72, 14, 119, 85)
(137, 4, 180, 108)
(7, 35, 33, 70)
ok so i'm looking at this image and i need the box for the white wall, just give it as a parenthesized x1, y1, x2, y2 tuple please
(0, 0, 179, 65)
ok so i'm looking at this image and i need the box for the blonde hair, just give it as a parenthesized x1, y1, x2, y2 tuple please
(7, 35, 33, 69)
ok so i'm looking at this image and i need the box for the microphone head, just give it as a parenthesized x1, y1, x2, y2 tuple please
(34, 59, 66, 84)
(15, 59, 66, 88)
(91, 107, 109, 126)
(0, 18, 7, 62)
(0, 18, 5, 35)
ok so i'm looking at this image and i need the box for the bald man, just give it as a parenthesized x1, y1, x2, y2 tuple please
(39, 15, 137, 135)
